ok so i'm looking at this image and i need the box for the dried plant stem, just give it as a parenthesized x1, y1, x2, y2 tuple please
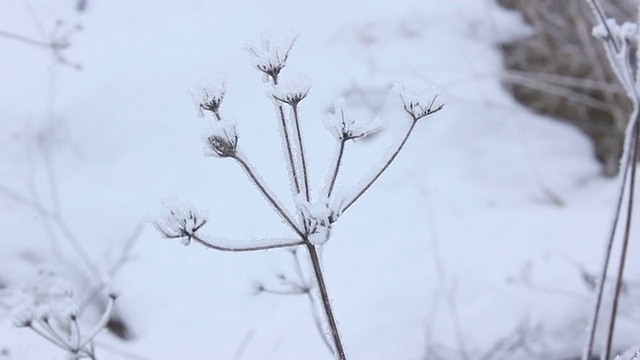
(602, 122, 639, 360)
(192, 234, 303, 252)
(342, 120, 417, 213)
(327, 139, 346, 198)
(272, 77, 302, 197)
(305, 243, 346, 360)
(292, 105, 310, 201)
(233, 154, 305, 238)
(583, 129, 633, 360)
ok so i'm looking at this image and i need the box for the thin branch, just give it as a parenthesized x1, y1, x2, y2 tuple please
(326, 139, 346, 198)
(0, 30, 51, 47)
(602, 122, 639, 360)
(272, 76, 302, 197)
(191, 234, 303, 252)
(292, 105, 310, 201)
(232, 153, 306, 238)
(342, 119, 417, 214)
(80, 295, 115, 349)
(583, 125, 633, 360)
(305, 243, 346, 359)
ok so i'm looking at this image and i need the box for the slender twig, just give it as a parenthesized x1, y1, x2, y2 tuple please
(305, 243, 346, 359)
(583, 129, 633, 360)
(292, 105, 310, 201)
(80, 295, 115, 349)
(29, 323, 71, 350)
(0, 30, 52, 48)
(192, 234, 303, 252)
(272, 76, 302, 197)
(342, 120, 417, 213)
(602, 122, 639, 360)
(327, 139, 346, 198)
(232, 153, 306, 238)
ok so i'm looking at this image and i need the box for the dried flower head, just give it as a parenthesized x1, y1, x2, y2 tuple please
(245, 33, 298, 83)
(324, 98, 383, 141)
(299, 197, 339, 245)
(203, 121, 238, 158)
(188, 77, 227, 119)
(154, 199, 209, 245)
(272, 75, 311, 106)
(393, 83, 444, 121)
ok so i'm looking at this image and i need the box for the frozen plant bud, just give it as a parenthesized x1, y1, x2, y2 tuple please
(203, 121, 238, 158)
(299, 197, 338, 245)
(245, 32, 298, 82)
(324, 98, 383, 141)
(393, 83, 444, 121)
(11, 304, 33, 327)
(188, 77, 227, 119)
(272, 75, 311, 106)
(154, 199, 209, 245)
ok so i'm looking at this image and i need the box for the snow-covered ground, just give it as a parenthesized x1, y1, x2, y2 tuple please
(1, 0, 638, 359)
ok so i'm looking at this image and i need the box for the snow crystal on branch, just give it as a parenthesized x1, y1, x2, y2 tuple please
(188, 76, 227, 119)
(154, 199, 209, 245)
(392, 83, 444, 121)
(324, 97, 383, 141)
(245, 32, 298, 83)
(272, 74, 311, 106)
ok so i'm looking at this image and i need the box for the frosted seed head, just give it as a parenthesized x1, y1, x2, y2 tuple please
(11, 303, 33, 327)
(153, 199, 209, 244)
(324, 98, 383, 141)
(392, 83, 444, 121)
(301, 198, 336, 245)
(272, 74, 311, 106)
(245, 32, 298, 83)
(202, 121, 238, 158)
(188, 77, 227, 119)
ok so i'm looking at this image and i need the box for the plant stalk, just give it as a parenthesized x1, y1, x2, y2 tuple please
(305, 243, 346, 360)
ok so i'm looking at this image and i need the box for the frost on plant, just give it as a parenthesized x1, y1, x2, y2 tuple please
(616, 347, 640, 360)
(188, 77, 227, 119)
(203, 121, 238, 158)
(245, 32, 298, 83)
(324, 98, 383, 141)
(158, 33, 444, 360)
(393, 83, 445, 121)
(153, 199, 209, 245)
(272, 75, 311, 106)
(4, 267, 117, 360)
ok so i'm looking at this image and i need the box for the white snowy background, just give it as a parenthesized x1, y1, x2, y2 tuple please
(0, 0, 638, 359)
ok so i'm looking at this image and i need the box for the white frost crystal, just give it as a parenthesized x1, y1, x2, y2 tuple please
(245, 32, 298, 82)
(154, 199, 209, 245)
(392, 83, 444, 121)
(324, 97, 383, 141)
(188, 76, 227, 118)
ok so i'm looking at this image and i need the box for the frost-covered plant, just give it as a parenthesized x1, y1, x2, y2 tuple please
(3, 268, 117, 360)
(154, 34, 443, 360)
(581, 2, 640, 360)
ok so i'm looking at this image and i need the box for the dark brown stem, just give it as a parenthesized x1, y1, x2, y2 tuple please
(305, 243, 346, 359)
(603, 122, 639, 360)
